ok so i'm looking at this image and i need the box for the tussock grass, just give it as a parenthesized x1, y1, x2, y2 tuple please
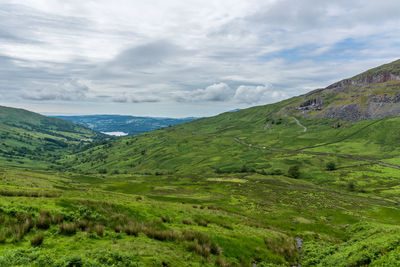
(59, 222, 77, 235)
(30, 233, 44, 247)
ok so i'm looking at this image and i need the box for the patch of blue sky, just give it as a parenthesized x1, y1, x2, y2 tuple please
(260, 38, 367, 63)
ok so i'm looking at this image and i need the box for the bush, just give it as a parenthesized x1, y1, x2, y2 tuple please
(326, 161, 336, 171)
(30, 233, 44, 247)
(288, 166, 300, 178)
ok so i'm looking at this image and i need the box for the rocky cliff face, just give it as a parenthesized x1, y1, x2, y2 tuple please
(326, 73, 400, 90)
(290, 59, 400, 121)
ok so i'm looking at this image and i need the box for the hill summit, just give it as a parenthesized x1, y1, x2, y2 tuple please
(283, 59, 400, 121)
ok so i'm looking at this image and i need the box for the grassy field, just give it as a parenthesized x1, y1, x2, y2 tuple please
(1, 166, 400, 266)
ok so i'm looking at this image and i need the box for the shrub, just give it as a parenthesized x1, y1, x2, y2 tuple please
(326, 161, 336, 171)
(31, 233, 44, 247)
(288, 166, 300, 178)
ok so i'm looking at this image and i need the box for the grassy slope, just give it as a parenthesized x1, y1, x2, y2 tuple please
(0, 105, 104, 169)
(1, 167, 400, 266)
(3, 60, 400, 265)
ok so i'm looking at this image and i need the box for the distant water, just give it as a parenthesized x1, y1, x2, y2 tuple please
(101, 131, 129, 136)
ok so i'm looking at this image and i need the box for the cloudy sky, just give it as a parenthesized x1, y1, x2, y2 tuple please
(1, 0, 399, 117)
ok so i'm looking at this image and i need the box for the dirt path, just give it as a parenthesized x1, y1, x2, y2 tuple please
(292, 117, 307, 132)
(233, 137, 400, 171)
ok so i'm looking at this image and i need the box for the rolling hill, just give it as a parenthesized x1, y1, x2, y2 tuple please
(0, 105, 104, 168)
(53, 115, 197, 136)
(66, 59, 400, 178)
(2, 60, 400, 266)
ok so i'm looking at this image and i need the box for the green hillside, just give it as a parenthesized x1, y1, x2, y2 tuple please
(2, 60, 400, 266)
(0, 105, 104, 168)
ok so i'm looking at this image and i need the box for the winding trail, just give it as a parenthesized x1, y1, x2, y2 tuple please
(292, 117, 307, 132)
(233, 137, 400, 171)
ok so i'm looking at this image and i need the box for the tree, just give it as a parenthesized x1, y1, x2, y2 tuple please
(288, 165, 300, 178)
(326, 161, 336, 171)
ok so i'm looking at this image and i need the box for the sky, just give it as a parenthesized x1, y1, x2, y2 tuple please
(0, 0, 400, 117)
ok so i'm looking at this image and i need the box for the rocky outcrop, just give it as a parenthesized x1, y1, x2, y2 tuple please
(298, 98, 323, 111)
(288, 59, 400, 121)
(327, 73, 400, 90)
(317, 93, 400, 121)
(322, 103, 361, 121)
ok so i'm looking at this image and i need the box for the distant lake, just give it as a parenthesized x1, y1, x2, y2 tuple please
(101, 131, 128, 136)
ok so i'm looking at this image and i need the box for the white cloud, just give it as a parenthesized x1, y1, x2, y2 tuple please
(21, 79, 89, 101)
(233, 84, 286, 104)
(174, 83, 233, 102)
(0, 0, 399, 116)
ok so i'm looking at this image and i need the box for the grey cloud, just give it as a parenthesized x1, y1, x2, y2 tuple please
(0, 1, 399, 116)
(109, 93, 160, 103)
(21, 79, 89, 101)
(109, 40, 189, 69)
(0, 3, 92, 44)
(174, 83, 234, 102)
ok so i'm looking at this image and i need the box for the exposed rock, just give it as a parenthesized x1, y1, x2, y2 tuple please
(321, 103, 361, 121)
(327, 73, 400, 90)
(298, 98, 323, 111)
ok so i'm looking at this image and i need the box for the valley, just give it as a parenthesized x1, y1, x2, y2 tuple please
(2, 60, 400, 266)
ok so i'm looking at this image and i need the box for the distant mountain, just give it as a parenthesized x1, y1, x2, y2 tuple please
(0, 105, 103, 168)
(54, 115, 198, 136)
